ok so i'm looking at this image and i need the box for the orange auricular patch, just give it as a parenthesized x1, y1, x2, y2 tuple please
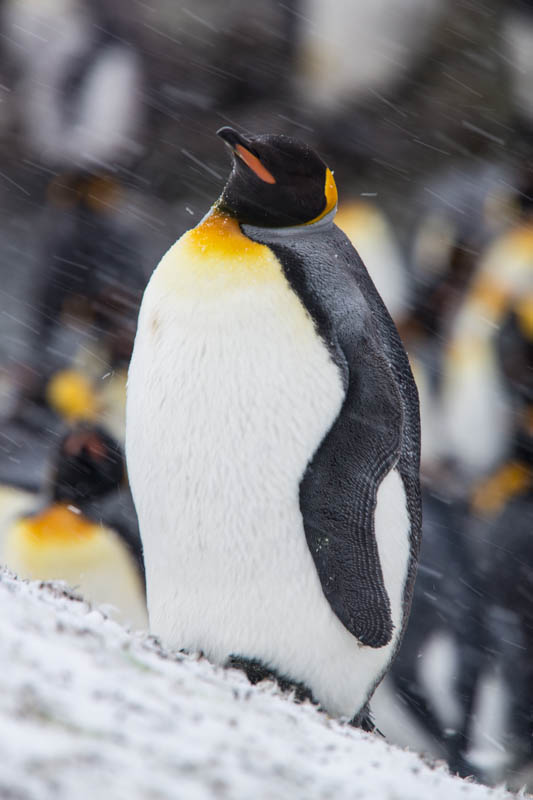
(235, 145, 276, 184)
(19, 505, 98, 547)
(306, 168, 338, 225)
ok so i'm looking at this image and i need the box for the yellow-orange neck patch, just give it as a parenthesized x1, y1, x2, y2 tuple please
(19, 504, 97, 547)
(167, 209, 280, 288)
(187, 209, 256, 257)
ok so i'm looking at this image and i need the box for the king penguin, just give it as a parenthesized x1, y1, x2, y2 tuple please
(126, 127, 421, 722)
(1, 425, 147, 630)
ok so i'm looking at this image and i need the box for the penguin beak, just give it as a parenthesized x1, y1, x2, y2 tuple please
(217, 127, 249, 151)
(217, 127, 276, 185)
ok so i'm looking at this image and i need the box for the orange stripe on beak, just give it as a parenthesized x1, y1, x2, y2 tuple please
(236, 145, 276, 184)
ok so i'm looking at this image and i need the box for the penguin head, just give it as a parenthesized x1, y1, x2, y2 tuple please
(52, 425, 124, 505)
(216, 127, 337, 228)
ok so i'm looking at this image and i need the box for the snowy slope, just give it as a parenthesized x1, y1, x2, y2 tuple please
(0, 568, 523, 800)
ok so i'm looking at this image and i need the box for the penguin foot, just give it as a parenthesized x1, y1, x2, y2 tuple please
(227, 658, 384, 734)
(350, 704, 383, 736)
(227, 655, 317, 705)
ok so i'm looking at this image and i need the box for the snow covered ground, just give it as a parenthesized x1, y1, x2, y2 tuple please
(0, 568, 525, 800)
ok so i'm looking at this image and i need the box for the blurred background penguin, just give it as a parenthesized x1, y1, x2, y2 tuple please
(1, 0, 533, 788)
(0, 424, 146, 629)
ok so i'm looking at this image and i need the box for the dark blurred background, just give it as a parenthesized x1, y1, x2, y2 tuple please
(0, 0, 532, 790)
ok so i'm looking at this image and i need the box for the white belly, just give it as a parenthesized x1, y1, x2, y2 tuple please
(126, 234, 410, 718)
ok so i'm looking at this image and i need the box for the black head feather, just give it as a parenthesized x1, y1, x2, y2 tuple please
(216, 127, 336, 228)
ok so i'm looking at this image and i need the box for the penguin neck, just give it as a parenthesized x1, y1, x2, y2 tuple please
(167, 208, 280, 288)
(162, 205, 337, 291)
(188, 207, 257, 258)
(241, 205, 337, 241)
(194, 203, 338, 243)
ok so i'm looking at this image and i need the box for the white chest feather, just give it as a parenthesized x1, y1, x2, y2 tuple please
(126, 214, 410, 718)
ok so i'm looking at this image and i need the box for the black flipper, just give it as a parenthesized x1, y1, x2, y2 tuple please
(244, 219, 420, 651)
(301, 335, 403, 648)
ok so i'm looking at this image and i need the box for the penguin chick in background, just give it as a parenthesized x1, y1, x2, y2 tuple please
(1, 425, 147, 630)
(126, 128, 421, 725)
